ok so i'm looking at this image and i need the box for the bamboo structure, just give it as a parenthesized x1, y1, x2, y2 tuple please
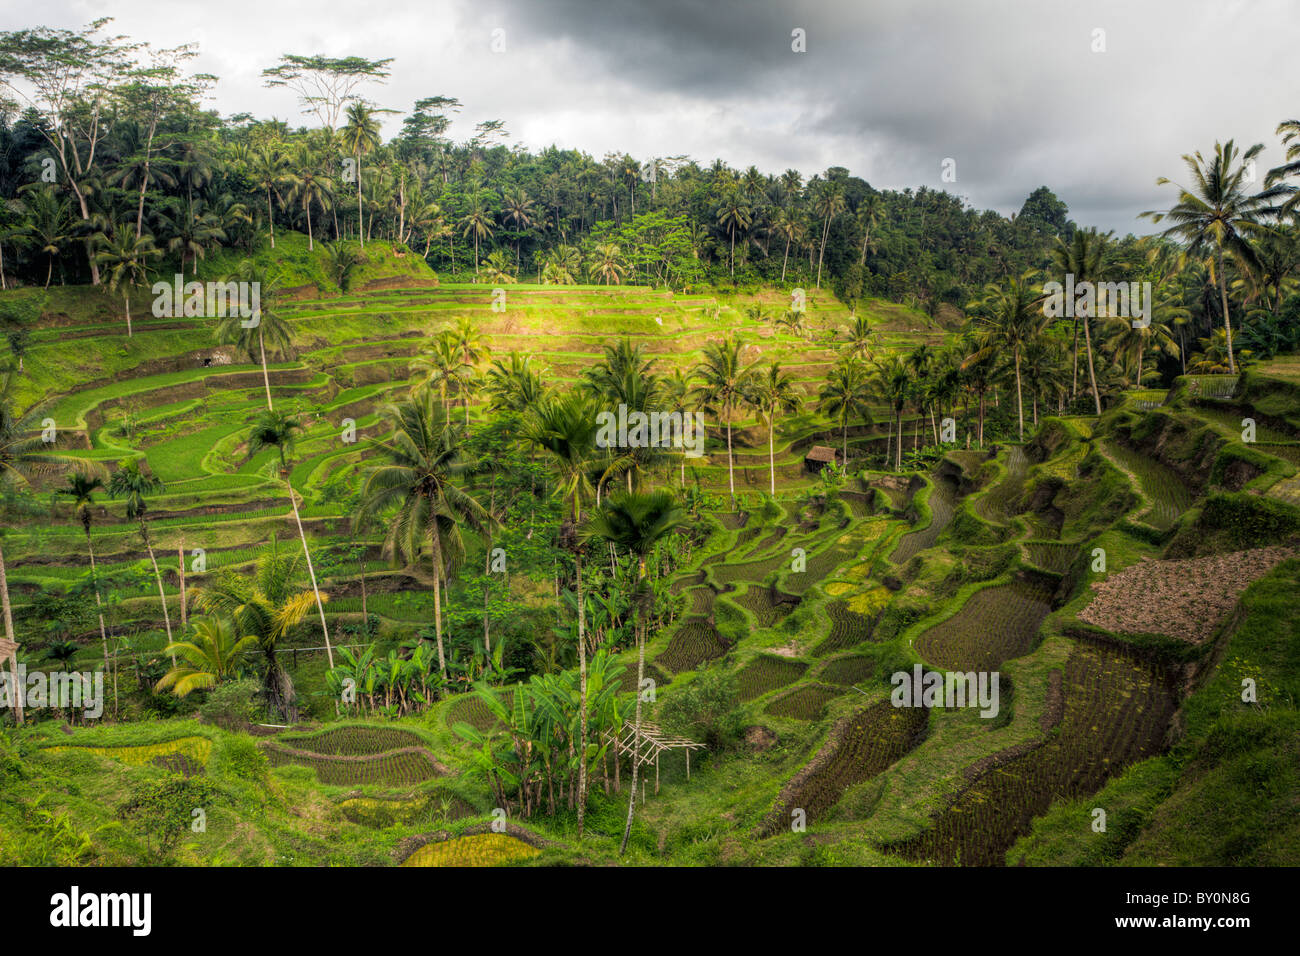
(604, 721, 705, 796)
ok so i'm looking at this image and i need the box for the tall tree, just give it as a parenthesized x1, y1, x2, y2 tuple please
(108, 459, 175, 652)
(692, 335, 756, 505)
(749, 361, 801, 494)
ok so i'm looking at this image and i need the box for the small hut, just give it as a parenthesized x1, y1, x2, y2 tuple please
(804, 445, 841, 474)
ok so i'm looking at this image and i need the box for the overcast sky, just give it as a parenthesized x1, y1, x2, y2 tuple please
(7, 0, 1295, 233)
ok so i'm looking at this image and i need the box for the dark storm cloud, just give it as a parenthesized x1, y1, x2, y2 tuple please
(6, 0, 1296, 232)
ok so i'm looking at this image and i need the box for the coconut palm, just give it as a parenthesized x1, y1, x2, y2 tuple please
(965, 272, 1045, 440)
(581, 490, 687, 856)
(57, 475, 111, 675)
(588, 242, 626, 285)
(108, 459, 174, 651)
(526, 390, 604, 839)
(843, 314, 873, 359)
(214, 264, 294, 411)
(340, 103, 382, 248)
(355, 391, 490, 681)
(288, 148, 335, 251)
(461, 196, 494, 277)
(870, 354, 912, 469)
(246, 409, 333, 668)
(484, 351, 550, 413)
(500, 186, 535, 271)
(1050, 227, 1110, 412)
(818, 359, 872, 467)
(772, 207, 804, 283)
(17, 185, 72, 289)
(692, 335, 757, 505)
(716, 190, 751, 278)
(249, 140, 291, 249)
(813, 182, 847, 289)
(747, 362, 801, 494)
(412, 331, 470, 427)
(191, 541, 324, 720)
(155, 615, 257, 697)
(92, 226, 161, 337)
(1143, 140, 1291, 374)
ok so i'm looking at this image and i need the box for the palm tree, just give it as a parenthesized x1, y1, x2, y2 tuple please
(461, 196, 494, 278)
(843, 314, 873, 360)
(108, 459, 174, 652)
(1051, 228, 1110, 412)
(749, 362, 801, 494)
(288, 148, 335, 252)
(246, 410, 333, 668)
(818, 359, 872, 466)
(870, 354, 912, 469)
(412, 331, 470, 427)
(588, 242, 626, 285)
(526, 391, 604, 838)
(660, 368, 694, 487)
(813, 183, 846, 289)
(716, 190, 751, 278)
(965, 272, 1045, 440)
(93, 226, 161, 337)
(155, 616, 256, 697)
(581, 490, 687, 856)
(1143, 140, 1291, 374)
(341, 103, 382, 248)
(484, 352, 550, 413)
(214, 264, 295, 411)
(355, 392, 490, 681)
(692, 335, 757, 505)
(162, 202, 227, 281)
(500, 186, 535, 272)
(58, 475, 111, 676)
(250, 141, 291, 249)
(772, 207, 804, 283)
(191, 542, 324, 720)
(17, 186, 72, 288)
(449, 316, 489, 427)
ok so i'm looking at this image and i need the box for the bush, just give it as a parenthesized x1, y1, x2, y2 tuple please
(198, 679, 261, 731)
(117, 776, 220, 860)
(210, 734, 269, 783)
(657, 667, 744, 750)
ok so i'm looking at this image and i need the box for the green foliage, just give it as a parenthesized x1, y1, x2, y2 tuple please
(658, 667, 744, 750)
(116, 776, 220, 860)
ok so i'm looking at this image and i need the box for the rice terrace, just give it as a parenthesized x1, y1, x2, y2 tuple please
(1, 2, 1299, 889)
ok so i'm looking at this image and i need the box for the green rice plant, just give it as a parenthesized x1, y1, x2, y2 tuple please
(43, 736, 213, 768)
(913, 578, 1054, 672)
(815, 654, 874, 686)
(813, 601, 877, 655)
(657, 618, 729, 673)
(891, 476, 958, 564)
(736, 655, 808, 702)
(735, 586, 798, 628)
(261, 743, 442, 786)
(763, 682, 846, 720)
(279, 725, 427, 755)
(1101, 440, 1195, 530)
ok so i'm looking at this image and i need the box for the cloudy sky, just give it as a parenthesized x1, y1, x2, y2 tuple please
(6, 0, 1295, 232)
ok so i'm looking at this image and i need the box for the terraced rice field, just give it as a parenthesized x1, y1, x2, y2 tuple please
(1100, 440, 1196, 530)
(764, 682, 846, 720)
(814, 600, 877, 655)
(913, 578, 1055, 672)
(815, 654, 875, 686)
(736, 656, 809, 702)
(400, 833, 541, 867)
(736, 585, 799, 627)
(657, 618, 730, 673)
(1021, 541, 1080, 574)
(337, 792, 475, 828)
(279, 725, 428, 755)
(758, 701, 928, 835)
(445, 694, 503, 733)
(973, 445, 1029, 524)
(891, 475, 959, 564)
(894, 644, 1177, 865)
(262, 742, 443, 786)
(43, 736, 213, 767)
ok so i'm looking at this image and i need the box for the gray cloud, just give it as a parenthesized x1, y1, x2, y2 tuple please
(6, 0, 1295, 231)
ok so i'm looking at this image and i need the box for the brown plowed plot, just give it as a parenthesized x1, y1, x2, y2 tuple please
(744, 526, 788, 557)
(1022, 541, 1079, 574)
(893, 644, 1176, 865)
(758, 702, 927, 836)
(737, 586, 799, 627)
(1077, 547, 1293, 644)
(657, 618, 729, 673)
(973, 446, 1028, 524)
(914, 579, 1054, 672)
(717, 512, 750, 530)
(711, 549, 796, 586)
(671, 570, 706, 594)
(814, 601, 877, 655)
(817, 654, 875, 686)
(687, 586, 717, 615)
(891, 477, 958, 564)
(737, 656, 809, 702)
(764, 682, 846, 720)
(262, 743, 444, 786)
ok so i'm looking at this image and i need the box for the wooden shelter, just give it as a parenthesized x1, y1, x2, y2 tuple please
(604, 721, 706, 795)
(804, 445, 841, 473)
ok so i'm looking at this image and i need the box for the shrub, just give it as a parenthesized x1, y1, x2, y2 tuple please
(117, 776, 220, 860)
(658, 667, 744, 750)
(198, 679, 261, 731)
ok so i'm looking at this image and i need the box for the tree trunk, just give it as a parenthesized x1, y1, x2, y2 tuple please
(1014, 350, 1024, 440)
(124, 293, 133, 337)
(1219, 248, 1236, 374)
(0, 541, 24, 725)
(357, 157, 365, 249)
(725, 408, 736, 505)
(259, 326, 274, 411)
(287, 477, 333, 669)
(85, 531, 110, 678)
(619, 565, 646, 856)
(142, 525, 174, 661)
(1082, 315, 1102, 415)
(769, 418, 777, 496)
(429, 508, 447, 681)
(267, 189, 276, 249)
(576, 544, 588, 840)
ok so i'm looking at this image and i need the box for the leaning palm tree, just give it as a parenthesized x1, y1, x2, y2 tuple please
(246, 409, 333, 668)
(818, 359, 872, 467)
(965, 272, 1045, 440)
(340, 103, 382, 247)
(749, 362, 802, 494)
(581, 490, 687, 856)
(0, 370, 100, 724)
(355, 391, 490, 681)
(214, 263, 294, 411)
(1143, 140, 1292, 374)
(58, 475, 111, 675)
(526, 391, 604, 839)
(155, 615, 257, 698)
(108, 459, 174, 651)
(692, 335, 757, 505)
